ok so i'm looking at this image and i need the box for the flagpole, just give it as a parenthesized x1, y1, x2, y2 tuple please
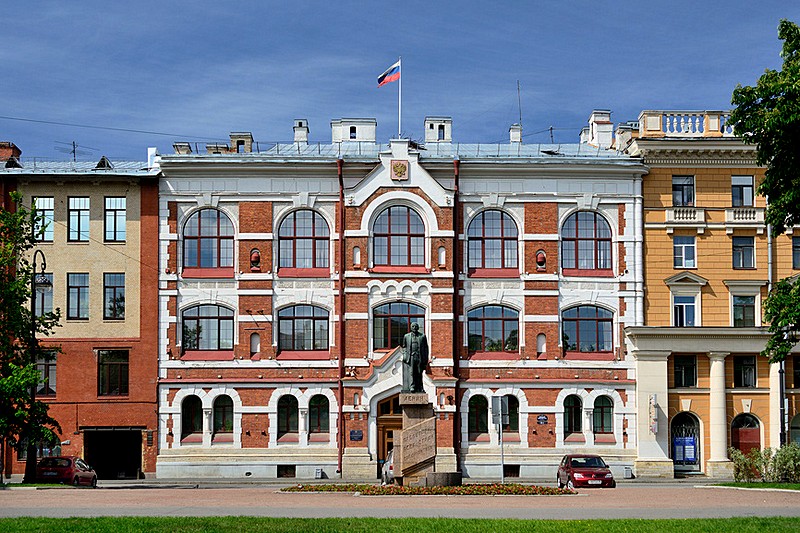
(398, 56, 402, 138)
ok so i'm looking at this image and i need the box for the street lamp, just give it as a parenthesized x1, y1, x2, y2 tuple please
(22, 249, 52, 483)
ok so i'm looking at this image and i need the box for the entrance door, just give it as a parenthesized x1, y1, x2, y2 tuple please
(376, 394, 402, 478)
(671, 412, 701, 472)
(731, 414, 761, 455)
(84, 429, 142, 479)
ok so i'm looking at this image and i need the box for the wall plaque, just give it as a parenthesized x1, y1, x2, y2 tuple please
(537, 414, 549, 425)
(349, 430, 363, 441)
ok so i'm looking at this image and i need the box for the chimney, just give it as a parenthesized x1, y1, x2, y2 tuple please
(509, 124, 522, 143)
(424, 116, 452, 143)
(331, 118, 377, 143)
(173, 142, 192, 155)
(206, 143, 229, 154)
(293, 119, 309, 144)
(0, 142, 22, 161)
(586, 109, 613, 149)
(229, 132, 254, 153)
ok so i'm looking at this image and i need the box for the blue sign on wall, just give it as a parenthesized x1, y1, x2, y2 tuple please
(350, 430, 363, 441)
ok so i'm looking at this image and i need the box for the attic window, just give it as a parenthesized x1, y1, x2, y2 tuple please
(236, 140, 245, 153)
(94, 156, 114, 170)
(4, 157, 22, 169)
(349, 126, 357, 139)
(429, 124, 434, 129)
(438, 124, 445, 140)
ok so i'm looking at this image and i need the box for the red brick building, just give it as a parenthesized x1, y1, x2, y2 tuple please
(1, 148, 160, 479)
(156, 115, 648, 479)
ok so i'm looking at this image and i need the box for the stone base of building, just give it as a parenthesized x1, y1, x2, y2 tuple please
(156, 447, 338, 479)
(634, 459, 674, 478)
(341, 447, 375, 480)
(434, 447, 457, 472)
(705, 460, 734, 479)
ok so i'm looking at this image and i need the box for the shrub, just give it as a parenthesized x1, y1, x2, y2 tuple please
(729, 444, 800, 483)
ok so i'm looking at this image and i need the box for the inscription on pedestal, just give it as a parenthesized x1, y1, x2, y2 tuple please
(399, 392, 429, 406)
(400, 417, 436, 474)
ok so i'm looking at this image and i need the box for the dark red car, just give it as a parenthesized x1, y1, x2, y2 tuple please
(36, 456, 97, 487)
(557, 454, 615, 489)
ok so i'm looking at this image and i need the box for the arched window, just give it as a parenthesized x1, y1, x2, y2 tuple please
(181, 395, 202, 440)
(503, 395, 519, 432)
(373, 302, 425, 350)
(564, 395, 582, 436)
(277, 395, 299, 439)
(182, 305, 234, 351)
(467, 210, 518, 271)
(373, 206, 425, 267)
(183, 209, 234, 269)
(562, 305, 613, 353)
(468, 395, 489, 436)
(593, 396, 613, 434)
(278, 305, 329, 351)
(467, 305, 519, 353)
(278, 210, 329, 270)
(309, 395, 330, 434)
(731, 413, 761, 454)
(561, 211, 612, 272)
(213, 395, 233, 434)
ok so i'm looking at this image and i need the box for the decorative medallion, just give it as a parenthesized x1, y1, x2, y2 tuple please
(391, 159, 409, 181)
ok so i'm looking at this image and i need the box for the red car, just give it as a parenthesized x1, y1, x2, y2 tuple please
(36, 456, 97, 487)
(557, 454, 616, 489)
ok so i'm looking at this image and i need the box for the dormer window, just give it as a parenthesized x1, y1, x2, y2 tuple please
(349, 126, 357, 139)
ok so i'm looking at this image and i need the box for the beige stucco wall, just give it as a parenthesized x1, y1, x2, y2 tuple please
(19, 180, 141, 338)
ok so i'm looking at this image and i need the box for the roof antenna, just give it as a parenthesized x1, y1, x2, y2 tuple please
(54, 141, 97, 162)
(516, 80, 523, 128)
(549, 126, 554, 143)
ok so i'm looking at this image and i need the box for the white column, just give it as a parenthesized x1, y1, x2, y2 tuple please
(769, 362, 781, 448)
(299, 408, 309, 446)
(202, 407, 213, 447)
(708, 352, 729, 461)
(585, 408, 595, 446)
(632, 350, 673, 477)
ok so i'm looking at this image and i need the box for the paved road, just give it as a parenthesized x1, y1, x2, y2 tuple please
(2, 485, 800, 519)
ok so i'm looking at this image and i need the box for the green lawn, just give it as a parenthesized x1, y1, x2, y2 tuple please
(718, 482, 800, 490)
(1, 518, 799, 533)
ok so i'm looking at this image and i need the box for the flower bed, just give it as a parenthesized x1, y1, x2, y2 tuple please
(282, 483, 574, 495)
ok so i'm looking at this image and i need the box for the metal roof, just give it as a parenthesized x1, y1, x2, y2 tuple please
(1, 159, 151, 174)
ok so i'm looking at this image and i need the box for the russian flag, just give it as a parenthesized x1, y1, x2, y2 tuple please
(377, 60, 401, 87)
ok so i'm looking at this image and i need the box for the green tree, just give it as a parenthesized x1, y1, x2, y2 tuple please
(730, 19, 800, 236)
(0, 191, 61, 479)
(729, 20, 800, 363)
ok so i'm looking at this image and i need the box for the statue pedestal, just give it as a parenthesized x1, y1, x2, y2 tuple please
(397, 393, 461, 487)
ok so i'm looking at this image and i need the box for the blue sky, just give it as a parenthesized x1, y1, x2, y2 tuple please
(1, 1, 797, 161)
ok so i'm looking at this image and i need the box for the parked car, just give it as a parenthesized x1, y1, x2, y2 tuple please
(381, 449, 395, 485)
(36, 456, 97, 487)
(557, 454, 615, 489)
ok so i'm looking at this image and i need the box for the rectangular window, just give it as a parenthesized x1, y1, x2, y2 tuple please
(673, 236, 696, 268)
(732, 176, 754, 207)
(794, 356, 800, 388)
(36, 353, 57, 396)
(98, 350, 129, 396)
(732, 236, 755, 268)
(67, 273, 89, 319)
(674, 355, 697, 388)
(103, 273, 125, 320)
(673, 296, 696, 327)
(104, 197, 126, 242)
(34, 273, 53, 317)
(734, 356, 756, 388)
(672, 176, 694, 207)
(733, 295, 756, 327)
(68, 197, 90, 241)
(733, 296, 756, 327)
(34, 197, 54, 242)
(793, 237, 800, 270)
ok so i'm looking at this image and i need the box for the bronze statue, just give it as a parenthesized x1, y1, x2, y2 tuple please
(401, 322, 428, 393)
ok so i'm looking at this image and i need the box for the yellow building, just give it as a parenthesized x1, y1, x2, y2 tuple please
(621, 110, 799, 478)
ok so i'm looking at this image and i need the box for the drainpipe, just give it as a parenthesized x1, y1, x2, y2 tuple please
(337, 158, 346, 474)
(766, 199, 786, 446)
(452, 159, 462, 467)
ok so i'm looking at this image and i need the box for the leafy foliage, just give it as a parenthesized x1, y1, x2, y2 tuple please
(730, 19, 800, 236)
(0, 192, 61, 462)
(761, 278, 800, 362)
(729, 444, 800, 483)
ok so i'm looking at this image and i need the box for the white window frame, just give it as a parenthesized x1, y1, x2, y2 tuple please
(673, 235, 696, 268)
(723, 280, 766, 327)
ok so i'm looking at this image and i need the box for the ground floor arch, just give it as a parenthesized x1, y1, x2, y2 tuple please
(671, 412, 701, 473)
(731, 413, 761, 455)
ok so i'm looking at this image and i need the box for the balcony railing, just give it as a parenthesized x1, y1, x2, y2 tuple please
(726, 207, 765, 225)
(665, 207, 705, 224)
(638, 111, 735, 138)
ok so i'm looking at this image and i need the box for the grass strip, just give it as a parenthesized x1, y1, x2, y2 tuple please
(717, 482, 800, 490)
(1, 517, 799, 532)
